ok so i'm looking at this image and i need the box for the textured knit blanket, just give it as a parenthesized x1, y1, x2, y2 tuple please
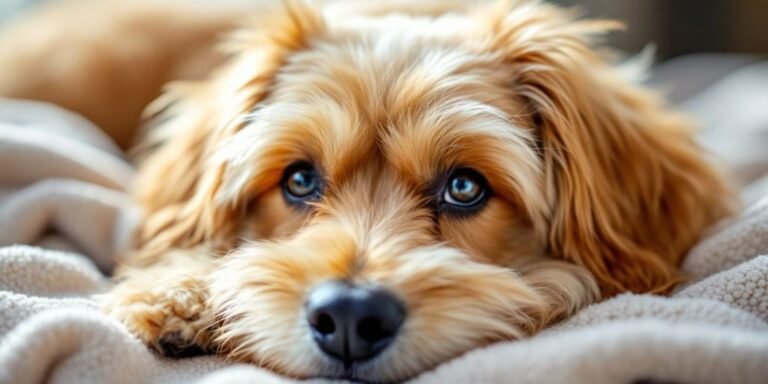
(1, 60, 768, 384)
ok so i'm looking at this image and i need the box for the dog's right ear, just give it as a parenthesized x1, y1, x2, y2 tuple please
(472, 1, 736, 296)
(132, 1, 324, 264)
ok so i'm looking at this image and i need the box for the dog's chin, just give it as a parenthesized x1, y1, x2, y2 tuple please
(231, 340, 418, 384)
(309, 354, 411, 384)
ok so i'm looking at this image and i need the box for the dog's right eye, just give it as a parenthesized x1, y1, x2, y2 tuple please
(437, 168, 491, 216)
(282, 162, 321, 204)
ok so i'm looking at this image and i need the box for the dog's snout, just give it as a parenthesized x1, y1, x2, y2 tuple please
(306, 281, 405, 365)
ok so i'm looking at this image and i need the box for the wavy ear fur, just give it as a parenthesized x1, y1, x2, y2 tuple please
(132, 1, 325, 265)
(476, 1, 736, 295)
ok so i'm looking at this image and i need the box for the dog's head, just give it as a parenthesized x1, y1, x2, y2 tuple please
(133, 1, 733, 381)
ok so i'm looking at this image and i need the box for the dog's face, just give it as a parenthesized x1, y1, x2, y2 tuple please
(209, 13, 563, 380)
(134, 1, 733, 382)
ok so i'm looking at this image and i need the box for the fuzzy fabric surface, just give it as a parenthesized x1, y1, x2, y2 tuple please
(1, 60, 768, 384)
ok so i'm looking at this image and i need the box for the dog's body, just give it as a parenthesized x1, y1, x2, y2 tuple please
(0, 0, 736, 382)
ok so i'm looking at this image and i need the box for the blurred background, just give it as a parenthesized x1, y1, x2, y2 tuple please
(3, 0, 767, 60)
(553, 0, 768, 60)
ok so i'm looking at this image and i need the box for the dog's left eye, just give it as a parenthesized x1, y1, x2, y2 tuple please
(441, 169, 489, 211)
(282, 162, 321, 204)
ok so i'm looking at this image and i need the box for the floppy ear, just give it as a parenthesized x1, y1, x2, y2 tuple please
(132, 1, 325, 264)
(477, 2, 736, 295)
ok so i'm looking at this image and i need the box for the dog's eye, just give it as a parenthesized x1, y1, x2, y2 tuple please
(441, 169, 489, 211)
(282, 162, 321, 204)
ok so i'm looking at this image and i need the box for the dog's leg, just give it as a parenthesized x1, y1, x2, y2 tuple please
(0, 0, 244, 148)
(517, 260, 601, 327)
(100, 248, 216, 357)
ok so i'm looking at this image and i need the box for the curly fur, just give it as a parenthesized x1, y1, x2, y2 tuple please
(0, 0, 737, 382)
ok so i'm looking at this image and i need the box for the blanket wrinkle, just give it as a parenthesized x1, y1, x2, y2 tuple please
(0, 245, 104, 296)
(681, 195, 768, 281)
(2, 59, 768, 383)
(0, 99, 123, 156)
(550, 294, 768, 332)
(0, 181, 134, 271)
(678, 255, 768, 321)
(0, 126, 133, 190)
(410, 320, 768, 384)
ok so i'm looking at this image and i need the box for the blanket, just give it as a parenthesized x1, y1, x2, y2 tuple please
(1, 59, 768, 384)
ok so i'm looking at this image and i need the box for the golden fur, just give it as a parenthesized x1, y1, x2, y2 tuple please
(0, 0, 737, 382)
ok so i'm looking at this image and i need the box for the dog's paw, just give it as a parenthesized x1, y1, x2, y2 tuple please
(100, 276, 213, 358)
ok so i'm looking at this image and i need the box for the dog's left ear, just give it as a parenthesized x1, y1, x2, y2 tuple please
(474, 2, 736, 296)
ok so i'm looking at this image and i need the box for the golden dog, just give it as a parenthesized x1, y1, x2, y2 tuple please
(0, 0, 736, 382)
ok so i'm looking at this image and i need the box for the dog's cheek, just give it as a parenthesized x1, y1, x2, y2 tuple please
(357, 249, 549, 379)
(438, 198, 542, 265)
(208, 244, 323, 376)
(243, 187, 311, 240)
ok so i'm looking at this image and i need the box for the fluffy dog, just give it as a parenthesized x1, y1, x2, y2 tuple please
(0, 0, 736, 382)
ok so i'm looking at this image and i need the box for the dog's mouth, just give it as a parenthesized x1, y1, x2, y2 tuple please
(323, 374, 388, 384)
(318, 371, 376, 384)
(314, 360, 401, 384)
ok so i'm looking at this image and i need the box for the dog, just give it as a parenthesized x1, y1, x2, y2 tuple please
(0, 0, 737, 382)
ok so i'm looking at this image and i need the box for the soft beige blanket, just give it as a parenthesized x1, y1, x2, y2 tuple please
(1, 61, 768, 384)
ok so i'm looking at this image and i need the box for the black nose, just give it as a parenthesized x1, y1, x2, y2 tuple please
(306, 281, 405, 366)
